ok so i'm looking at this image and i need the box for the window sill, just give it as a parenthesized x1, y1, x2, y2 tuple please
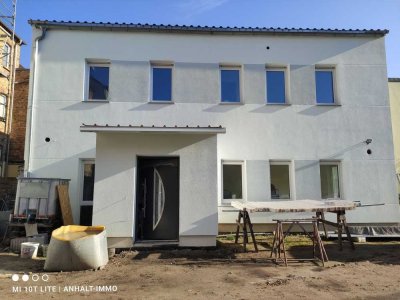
(220, 199, 244, 205)
(83, 100, 109, 103)
(219, 203, 234, 207)
(148, 101, 174, 104)
(316, 103, 341, 106)
(266, 102, 291, 106)
(219, 102, 243, 105)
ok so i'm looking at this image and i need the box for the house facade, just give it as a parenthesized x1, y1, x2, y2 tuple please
(0, 21, 26, 205)
(26, 20, 399, 247)
(389, 78, 400, 194)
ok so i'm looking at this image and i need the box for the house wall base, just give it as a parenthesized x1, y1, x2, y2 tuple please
(107, 236, 216, 248)
(179, 235, 216, 247)
(107, 237, 133, 249)
(218, 223, 400, 234)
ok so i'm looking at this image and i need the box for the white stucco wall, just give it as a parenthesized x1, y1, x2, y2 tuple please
(26, 27, 400, 239)
(93, 133, 218, 246)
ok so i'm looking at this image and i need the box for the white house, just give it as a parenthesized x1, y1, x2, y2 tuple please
(25, 20, 400, 248)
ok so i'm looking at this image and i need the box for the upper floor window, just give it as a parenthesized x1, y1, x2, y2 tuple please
(0, 94, 6, 120)
(152, 66, 172, 101)
(2, 44, 10, 68)
(320, 162, 341, 199)
(266, 69, 286, 104)
(315, 68, 335, 104)
(220, 67, 240, 103)
(88, 64, 109, 100)
(270, 161, 292, 200)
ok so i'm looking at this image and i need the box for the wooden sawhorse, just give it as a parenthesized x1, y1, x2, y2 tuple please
(234, 209, 258, 252)
(270, 218, 329, 266)
(316, 210, 355, 251)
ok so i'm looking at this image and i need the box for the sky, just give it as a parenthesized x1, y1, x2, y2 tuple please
(8, 0, 400, 77)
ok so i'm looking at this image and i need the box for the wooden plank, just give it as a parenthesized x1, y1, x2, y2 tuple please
(57, 185, 74, 225)
(231, 199, 357, 213)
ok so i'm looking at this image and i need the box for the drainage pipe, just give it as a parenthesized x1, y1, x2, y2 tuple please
(23, 26, 47, 176)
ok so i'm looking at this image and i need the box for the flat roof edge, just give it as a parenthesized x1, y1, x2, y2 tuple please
(80, 125, 226, 134)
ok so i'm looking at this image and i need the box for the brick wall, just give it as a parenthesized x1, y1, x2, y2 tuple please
(0, 23, 22, 134)
(0, 177, 17, 206)
(8, 68, 29, 163)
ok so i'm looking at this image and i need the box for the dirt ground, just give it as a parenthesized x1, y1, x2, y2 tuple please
(0, 235, 400, 300)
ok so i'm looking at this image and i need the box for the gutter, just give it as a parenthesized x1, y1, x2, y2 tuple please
(28, 20, 389, 37)
(24, 26, 47, 176)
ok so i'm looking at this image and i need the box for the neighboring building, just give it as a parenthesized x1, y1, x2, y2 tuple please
(26, 20, 400, 247)
(0, 68, 28, 201)
(7, 68, 29, 177)
(389, 78, 400, 194)
(0, 21, 25, 203)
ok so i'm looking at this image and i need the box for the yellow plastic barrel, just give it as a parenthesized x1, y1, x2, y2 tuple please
(44, 225, 108, 271)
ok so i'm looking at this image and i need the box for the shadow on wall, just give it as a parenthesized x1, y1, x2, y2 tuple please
(203, 104, 242, 113)
(250, 105, 290, 114)
(179, 212, 218, 236)
(294, 141, 368, 172)
(325, 141, 367, 159)
(130, 103, 174, 111)
(61, 102, 109, 111)
(30, 148, 96, 179)
(94, 132, 215, 182)
(297, 105, 340, 116)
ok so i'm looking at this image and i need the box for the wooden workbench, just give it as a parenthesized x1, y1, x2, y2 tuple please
(231, 199, 357, 251)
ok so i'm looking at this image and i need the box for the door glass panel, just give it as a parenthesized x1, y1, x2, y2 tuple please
(153, 168, 165, 230)
(83, 163, 95, 202)
(80, 162, 95, 226)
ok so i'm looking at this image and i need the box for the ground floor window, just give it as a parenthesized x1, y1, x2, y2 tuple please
(270, 161, 291, 199)
(320, 162, 340, 199)
(80, 160, 95, 225)
(222, 161, 244, 202)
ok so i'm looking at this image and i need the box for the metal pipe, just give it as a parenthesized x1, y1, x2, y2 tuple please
(24, 26, 47, 176)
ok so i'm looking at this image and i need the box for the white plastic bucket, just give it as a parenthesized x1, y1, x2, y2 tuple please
(20, 242, 40, 259)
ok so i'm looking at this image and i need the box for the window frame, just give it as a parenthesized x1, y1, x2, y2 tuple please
(2, 43, 10, 68)
(315, 66, 337, 105)
(269, 160, 294, 200)
(150, 63, 174, 103)
(0, 94, 6, 121)
(319, 160, 342, 199)
(85, 62, 110, 102)
(219, 65, 242, 104)
(221, 160, 246, 204)
(265, 67, 289, 105)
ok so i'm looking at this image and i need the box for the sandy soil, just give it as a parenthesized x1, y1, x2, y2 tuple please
(0, 236, 399, 300)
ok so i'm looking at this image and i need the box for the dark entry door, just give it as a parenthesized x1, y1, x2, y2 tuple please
(136, 157, 179, 241)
